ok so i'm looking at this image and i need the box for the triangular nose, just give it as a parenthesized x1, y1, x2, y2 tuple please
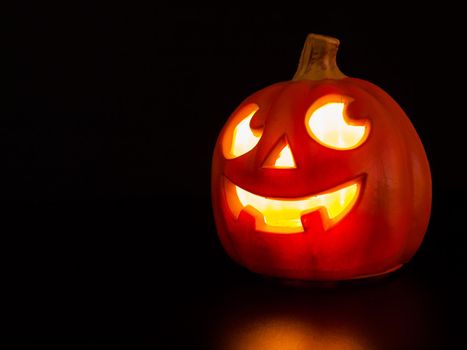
(262, 138, 297, 169)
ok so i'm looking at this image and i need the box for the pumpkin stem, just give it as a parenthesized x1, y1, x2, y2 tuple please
(293, 34, 346, 81)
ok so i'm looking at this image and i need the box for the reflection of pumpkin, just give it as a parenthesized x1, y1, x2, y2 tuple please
(211, 34, 432, 281)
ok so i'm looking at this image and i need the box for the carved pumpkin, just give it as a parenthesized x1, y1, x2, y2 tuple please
(211, 34, 432, 281)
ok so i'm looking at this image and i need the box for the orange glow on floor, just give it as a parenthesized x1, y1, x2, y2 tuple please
(225, 317, 368, 350)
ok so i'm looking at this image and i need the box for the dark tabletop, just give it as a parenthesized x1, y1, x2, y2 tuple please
(5, 192, 466, 348)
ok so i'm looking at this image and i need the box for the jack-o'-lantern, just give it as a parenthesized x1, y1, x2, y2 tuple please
(211, 34, 432, 281)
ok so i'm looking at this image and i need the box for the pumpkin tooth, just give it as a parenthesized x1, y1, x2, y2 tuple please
(224, 177, 361, 234)
(300, 209, 327, 233)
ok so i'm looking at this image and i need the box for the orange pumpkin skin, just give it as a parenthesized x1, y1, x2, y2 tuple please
(211, 36, 431, 281)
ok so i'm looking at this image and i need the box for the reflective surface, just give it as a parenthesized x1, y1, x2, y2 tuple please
(5, 193, 465, 347)
(207, 270, 436, 350)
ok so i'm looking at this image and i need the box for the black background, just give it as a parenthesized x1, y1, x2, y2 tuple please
(11, 3, 467, 348)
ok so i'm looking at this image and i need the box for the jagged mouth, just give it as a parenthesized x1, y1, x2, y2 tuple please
(224, 176, 362, 233)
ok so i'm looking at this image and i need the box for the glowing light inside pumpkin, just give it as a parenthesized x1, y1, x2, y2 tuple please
(229, 107, 261, 158)
(225, 178, 360, 233)
(263, 140, 297, 169)
(307, 102, 368, 149)
(273, 143, 296, 168)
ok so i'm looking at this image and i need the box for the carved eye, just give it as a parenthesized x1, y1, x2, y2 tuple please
(305, 95, 370, 150)
(223, 103, 263, 159)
